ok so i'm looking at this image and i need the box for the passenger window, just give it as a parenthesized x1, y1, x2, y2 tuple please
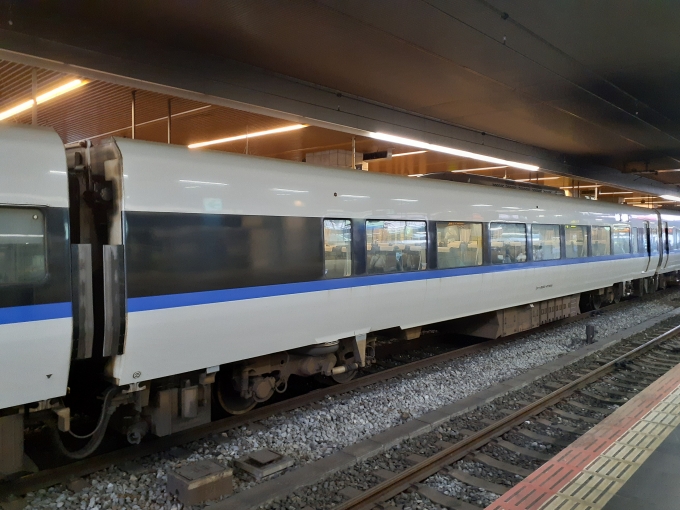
(631, 227, 638, 253)
(323, 219, 352, 278)
(366, 220, 427, 274)
(565, 225, 588, 259)
(591, 226, 611, 256)
(0, 207, 46, 285)
(638, 228, 649, 254)
(611, 225, 631, 255)
(489, 223, 527, 264)
(650, 227, 659, 254)
(436, 222, 483, 268)
(669, 227, 675, 251)
(531, 224, 561, 261)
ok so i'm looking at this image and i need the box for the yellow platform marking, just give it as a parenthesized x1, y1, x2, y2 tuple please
(540, 385, 680, 510)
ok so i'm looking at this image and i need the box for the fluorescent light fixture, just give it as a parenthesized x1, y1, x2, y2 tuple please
(392, 150, 427, 158)
(450, 165, 509, 173)
(559, 185, 600, 189)
(367, 132, 539, 171)
(515, 176, 561, 182)
(271, 188, 308, 193)
(392, 198, 418, 202)
(188, 124, 307, 149)
(179, 180, 229, 186)
(0, 79, 87, 121)
(598, 191, 634, 195)
(340, 194, 370, 198)
(660, 195, 680, 202)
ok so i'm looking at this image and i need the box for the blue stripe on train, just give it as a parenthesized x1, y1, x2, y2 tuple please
(127, 253, 650, 313)
(0, 302, 72, 325)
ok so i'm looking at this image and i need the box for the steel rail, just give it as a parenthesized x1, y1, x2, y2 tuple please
(0, 299, 630, 499)
(334, 323, 680, 510)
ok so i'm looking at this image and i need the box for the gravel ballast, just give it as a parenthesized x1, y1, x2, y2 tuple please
(20, 291, 680, 509)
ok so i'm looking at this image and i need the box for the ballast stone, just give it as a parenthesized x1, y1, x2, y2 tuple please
(167, 459, 233, 506)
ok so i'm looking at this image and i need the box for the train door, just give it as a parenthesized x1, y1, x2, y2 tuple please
(663, 222, 670, 269)
(643, 221, 652, 271)
(650, 222, 661, 271)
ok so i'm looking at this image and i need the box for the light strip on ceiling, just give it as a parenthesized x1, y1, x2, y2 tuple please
(598, 191, 634, 195)
(367, 132, 539, 171)
(660, 194, 680, 202)
(449, 165, 508, 173)
(559, 184, 600, 189)
(188, 124, 308, 149)
(391, 150, 427, 157)
(0, 79, 87, 121)
(515, 176, 562, 182)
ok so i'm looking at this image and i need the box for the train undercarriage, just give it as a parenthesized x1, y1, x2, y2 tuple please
(1, 275, 679, 479)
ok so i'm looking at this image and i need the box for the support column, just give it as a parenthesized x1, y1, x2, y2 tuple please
(167, 98, 172, 144)
(31, 68, 37, 125)
(131, 90, 136, 139)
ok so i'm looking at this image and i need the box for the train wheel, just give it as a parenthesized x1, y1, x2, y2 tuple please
(215, 367, 256, 415)
(331, 369, 358, 384)
(314, 368, 358, 385)
(591, 292, 603, 310)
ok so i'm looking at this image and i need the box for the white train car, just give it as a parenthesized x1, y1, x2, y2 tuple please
(0, 126, 72, 476)
(2, 125, 680, 473)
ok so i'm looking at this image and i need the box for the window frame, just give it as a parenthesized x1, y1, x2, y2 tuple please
(0, 205, 48, 287)
(365, 219, 428, 274)
(488, 222, 528, 265)
(530, 223, 562, 262)
(611, 224, 632, 256)
(322, 218, 353, 279)
(591, 225, 612, 257)
(435, 221, 484, 269)
(564, 224, 590, 259)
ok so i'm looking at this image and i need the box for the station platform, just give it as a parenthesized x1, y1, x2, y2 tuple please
(487, 359, 680, 510)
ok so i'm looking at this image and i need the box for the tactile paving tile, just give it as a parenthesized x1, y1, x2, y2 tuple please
(486, 365, 680, 510)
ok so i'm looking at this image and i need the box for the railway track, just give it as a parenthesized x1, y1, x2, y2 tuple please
(332, 319, 680, 510)
(0, 299, 628, 501)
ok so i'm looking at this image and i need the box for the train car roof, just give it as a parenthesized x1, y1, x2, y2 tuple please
(0, 125, 69, 209)
(114, 137, 658, 226)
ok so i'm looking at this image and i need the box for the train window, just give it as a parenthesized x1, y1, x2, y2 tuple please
(324, 219, 352, 278)
(0, 207, 46, 285)
(531, 224, 561, 261)
(591, 226, 611, 256)
(611, 225, 631, 255)
(631, 227, 638, 253)
(668, 227, 676, 251)
(436, 222, 483, 268)
(638, 227, 648, 254)
(650, 227, 659, 254)
(125, 213, 324, 296)
(489, 223, 527, 264)
(565, 225, 588, 259)
(366, 220, 427, 274)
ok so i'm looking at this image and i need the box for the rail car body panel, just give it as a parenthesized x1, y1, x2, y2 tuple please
(103, 138, 663, 385)
(0, 125, 72, 409)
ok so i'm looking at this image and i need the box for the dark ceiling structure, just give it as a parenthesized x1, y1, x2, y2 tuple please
(1, 0, 679, 194)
